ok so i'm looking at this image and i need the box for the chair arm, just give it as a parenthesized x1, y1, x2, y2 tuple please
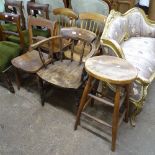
(82, 43, 97, 62)
(100, 38, 125, 58)
(30, 35, 62, 50)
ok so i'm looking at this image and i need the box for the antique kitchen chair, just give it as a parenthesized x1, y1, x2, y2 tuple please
(52, 8, 78, 53)
(0, 12, 24, 93)
(11, 16, 55, 90)
(64, 12, 107, 61)
(30, 27, 97, 106)
(4, 0, 26, 31)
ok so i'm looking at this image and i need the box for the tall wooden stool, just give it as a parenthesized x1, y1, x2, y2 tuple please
(74, 56, 137, 151)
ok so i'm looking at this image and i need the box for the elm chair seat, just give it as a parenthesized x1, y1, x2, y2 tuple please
(12, 50, 51, 73)
(37, 60, 84, 89)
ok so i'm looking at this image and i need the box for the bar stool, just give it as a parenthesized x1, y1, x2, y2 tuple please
(74, 55, 137, 151)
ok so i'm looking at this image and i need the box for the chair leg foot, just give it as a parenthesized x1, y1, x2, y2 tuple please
(3, 72, 15, 93)
(38, 77, 45, 106)
(14, 67, 21, 90)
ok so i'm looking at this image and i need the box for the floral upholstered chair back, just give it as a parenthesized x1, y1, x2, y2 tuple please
(102, 7, 155, 44)
(101, 7, 155, 57)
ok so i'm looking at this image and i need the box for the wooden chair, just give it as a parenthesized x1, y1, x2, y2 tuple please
(0, 12, 24, 93)
(11, 16, 55, 90)
(64, 12, 106, 61)
(52, 8, 78, 53)
(30, 27, 97, 106)
(4, 0, 26, 30)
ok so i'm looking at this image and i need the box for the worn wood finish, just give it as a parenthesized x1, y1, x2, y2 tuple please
(85, 56, 137, 85)
(27, 1, 49, 19)
(30, 27, 97, 105)
(5, 0, 26, 29)
(75, 55, 137, 151)
(11, 17, 55, 89)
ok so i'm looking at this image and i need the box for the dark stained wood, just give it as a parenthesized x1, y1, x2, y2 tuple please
(27, 1, 49, 19)
(5, 0, 26, 29)
(0, 12, 24, 49)
(0, 12, 24, 93)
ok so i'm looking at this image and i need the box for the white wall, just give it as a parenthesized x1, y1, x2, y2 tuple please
(0, 0, 4, 12)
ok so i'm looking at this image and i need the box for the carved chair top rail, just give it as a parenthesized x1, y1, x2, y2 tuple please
(27, 1, 49, 19)
(4, 0, 26, 29)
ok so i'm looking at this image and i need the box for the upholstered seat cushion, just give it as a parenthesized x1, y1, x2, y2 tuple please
(121, 37, 155, 84)
(0, 41, 21, 72)
(37, 60, 84, 89)
(8, 30, 29, 48)
(7, 29, 49, 48)
(2, 23, 17, 32)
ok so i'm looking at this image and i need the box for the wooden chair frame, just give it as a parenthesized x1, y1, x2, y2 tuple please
(30, 27, 97, 106)
(5, 0, 26, 30)
(0, 12, 24, 93)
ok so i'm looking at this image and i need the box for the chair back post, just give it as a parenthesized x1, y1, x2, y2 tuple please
(27, 1, 49, 19)
(28, 16, 55, 51)
(5, 0, 26, 30)
(0, 12, 24, 49)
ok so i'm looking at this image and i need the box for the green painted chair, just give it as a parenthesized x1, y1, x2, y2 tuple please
(0, 12, 24, 93)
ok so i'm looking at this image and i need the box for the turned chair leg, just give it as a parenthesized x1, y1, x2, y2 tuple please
(112, 86, 120, 152)
(3, 72, 15, 93)
(74, 76, 93, 130)
(14, 67, 21, 90)
(38, 77, 45, 106)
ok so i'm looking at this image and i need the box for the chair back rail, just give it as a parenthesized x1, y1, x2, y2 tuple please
(78, 12, 106, 44)
(5, 0, 26, 30)
(27, 1, 49, 19)
(31, 27, 96, 65)
(0, 12, 24, 48)
(28, 15, 55, 47)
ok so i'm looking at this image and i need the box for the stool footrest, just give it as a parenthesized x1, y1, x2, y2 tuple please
(82, 112, 112, 128)
(88, 93, 114, 107)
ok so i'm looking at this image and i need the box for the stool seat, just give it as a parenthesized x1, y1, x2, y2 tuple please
(85, 56, 137, 84)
